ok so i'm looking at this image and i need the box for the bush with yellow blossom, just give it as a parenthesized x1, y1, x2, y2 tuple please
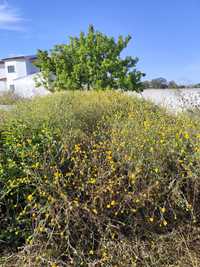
(1, 91, 200, 266)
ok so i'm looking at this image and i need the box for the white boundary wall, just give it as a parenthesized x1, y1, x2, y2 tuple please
(128, 88, 200, 112)
(14, 73, 49, 98)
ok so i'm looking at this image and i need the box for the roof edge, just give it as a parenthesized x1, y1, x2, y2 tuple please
(1, 55, 37, 62)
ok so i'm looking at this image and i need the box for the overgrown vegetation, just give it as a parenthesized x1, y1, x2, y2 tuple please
(0, 92, 25, 105)
(1, 91, 200, 266)
(35, 25, 145, 92)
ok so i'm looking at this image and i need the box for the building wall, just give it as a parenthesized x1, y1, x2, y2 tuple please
(14, 73, 49, 98)
(0, 80, 6, 92)
(4, 60, 19, 89)
(4, 59, 32, 89)
(16, 60, 27, 78)
(0, 63, 6, 79)
(4, 59, 39, 90)
(26, 59, 39, 75)
(0, 57, 46, 96)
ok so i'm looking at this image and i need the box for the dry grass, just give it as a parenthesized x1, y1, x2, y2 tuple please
(0, 91, 25, 105)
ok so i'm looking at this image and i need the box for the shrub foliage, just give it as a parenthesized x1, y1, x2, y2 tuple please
(1, 91, 200, 266)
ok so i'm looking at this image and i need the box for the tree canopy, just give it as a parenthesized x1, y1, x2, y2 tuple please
(143, 78, 179, 89)
(35, 25, 145, 92)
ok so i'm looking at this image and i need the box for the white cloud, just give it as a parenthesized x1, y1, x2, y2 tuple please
(0, 1, 24, 31)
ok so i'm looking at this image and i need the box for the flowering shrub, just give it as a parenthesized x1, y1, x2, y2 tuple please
(1, 91, 200, 266)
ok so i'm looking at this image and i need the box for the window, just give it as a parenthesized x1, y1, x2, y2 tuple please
(9, 84, 15, 92)
(7, 65, 15, 73)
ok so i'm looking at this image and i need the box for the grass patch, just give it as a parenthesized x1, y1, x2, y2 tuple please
(0, 92, 25, 105)
(1, 91, 200, 266)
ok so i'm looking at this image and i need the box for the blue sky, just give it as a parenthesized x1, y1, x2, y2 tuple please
(0, 0, 200, 84)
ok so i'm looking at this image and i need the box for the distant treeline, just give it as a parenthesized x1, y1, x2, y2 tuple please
(143, 77, 200, 89)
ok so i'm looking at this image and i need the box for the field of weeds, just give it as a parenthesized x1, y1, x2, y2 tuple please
(1, 91, 200, 266)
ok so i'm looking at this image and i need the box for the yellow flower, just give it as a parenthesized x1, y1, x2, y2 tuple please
(149, 217, 154, 223)
(88, 178, 96, 184)
(144, 120, 150, 128)
(35, 162, 40, 168)
(111, 200, 116, 206)
(186, 203, 192, 210)
(54, 171, 61, 178)
(89, 250, 94, 255)
(74, 144, 81, 152)
(51, 263, 58, 267)
(27, 194, 33, 202)
(184, 133, 189, 139)
(38, 226, 44, 232)
(193, 217, 197, 223)
(107, 156, 112, 161)
(92, 208, 98, 215)
(154, 168, 159, 173)
(160, 207, 166, 213)
(163, 220, 168, 226)
(102, 251, 107, 258)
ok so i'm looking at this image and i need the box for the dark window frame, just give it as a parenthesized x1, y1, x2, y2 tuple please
(7, 65, 15, 73)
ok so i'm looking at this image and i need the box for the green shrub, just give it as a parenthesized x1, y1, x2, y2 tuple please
(1, 91, 200, 266)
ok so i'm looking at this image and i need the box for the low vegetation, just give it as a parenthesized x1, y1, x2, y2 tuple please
(0, 92, 25, 105)
(1, 91, 200, 266)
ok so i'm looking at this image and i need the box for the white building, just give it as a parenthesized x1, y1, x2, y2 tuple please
(0, 55, 48, 97)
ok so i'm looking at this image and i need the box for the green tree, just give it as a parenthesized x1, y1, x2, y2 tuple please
(193, 83, 200, 88)
(168, 80, 178, 89)
(151, 77, 168, 89)
(35, 25, 145, 92)
(142, 80, 151, 89)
